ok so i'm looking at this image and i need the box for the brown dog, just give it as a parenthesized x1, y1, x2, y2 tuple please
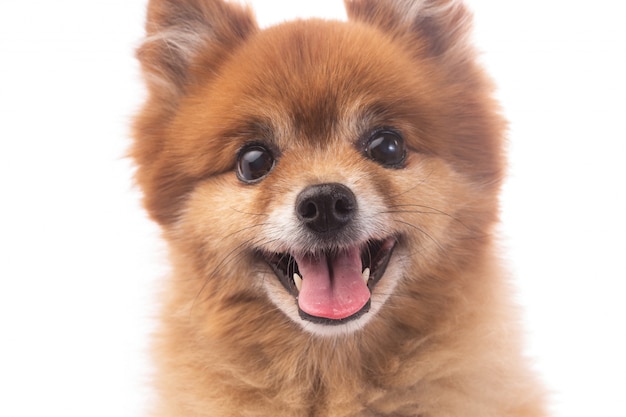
(132, 0, 546, 415)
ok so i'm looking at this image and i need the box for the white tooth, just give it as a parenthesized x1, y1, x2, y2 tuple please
(293, 273, 303, 292)
(362, 267, 371, 283)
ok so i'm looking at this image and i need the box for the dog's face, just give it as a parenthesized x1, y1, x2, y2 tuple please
(134, 0, 505, 337)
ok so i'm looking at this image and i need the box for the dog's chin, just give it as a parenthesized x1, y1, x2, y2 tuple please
(258, 237, 402, 337)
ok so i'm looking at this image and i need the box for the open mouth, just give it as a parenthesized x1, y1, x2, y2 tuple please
(262, 237, 397, 325)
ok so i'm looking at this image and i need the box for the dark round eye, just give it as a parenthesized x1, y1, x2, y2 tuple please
(236, 144, 275, 183)
(365, 130, 406, 167)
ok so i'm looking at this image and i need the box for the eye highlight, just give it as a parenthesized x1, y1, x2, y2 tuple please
(364, 130, 406, 168)
(236, 144, 275, 183)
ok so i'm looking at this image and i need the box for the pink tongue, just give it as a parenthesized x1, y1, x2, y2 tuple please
(295, 247, 370, 320)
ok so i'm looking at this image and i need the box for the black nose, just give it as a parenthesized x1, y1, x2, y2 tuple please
(296, 183, 357, 234)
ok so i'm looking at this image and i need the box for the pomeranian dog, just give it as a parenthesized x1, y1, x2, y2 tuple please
(132, 0, 546, 415)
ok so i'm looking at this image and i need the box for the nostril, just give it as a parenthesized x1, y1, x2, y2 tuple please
(295, 183, 357, 234)
(335, 196, 354, 215)
(299, 201, 318, 220)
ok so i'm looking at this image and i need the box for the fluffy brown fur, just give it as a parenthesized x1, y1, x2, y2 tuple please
(132, 0, 546, 415)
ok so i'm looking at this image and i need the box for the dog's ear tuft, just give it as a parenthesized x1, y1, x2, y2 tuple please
(137, 0, 257, 100)
(344, 0, 472, 63)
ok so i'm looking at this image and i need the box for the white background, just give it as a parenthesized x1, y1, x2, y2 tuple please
(0, 1, 624, 416)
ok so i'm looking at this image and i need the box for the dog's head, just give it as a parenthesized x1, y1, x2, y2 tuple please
(133, 0, 505, 336)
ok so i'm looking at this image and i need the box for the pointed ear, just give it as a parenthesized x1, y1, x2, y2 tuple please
(344, 0, 472, 62)
(133, 0, 257, 225)
(137, 0, 257, 100)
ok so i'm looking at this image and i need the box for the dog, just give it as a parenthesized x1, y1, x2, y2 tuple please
(132, 0, 547, 415)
